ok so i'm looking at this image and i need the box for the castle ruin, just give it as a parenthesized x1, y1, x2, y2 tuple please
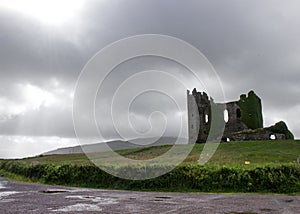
(187, 88, 294, 143)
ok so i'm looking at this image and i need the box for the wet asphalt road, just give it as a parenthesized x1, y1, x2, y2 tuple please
(0, 177, 299, 214)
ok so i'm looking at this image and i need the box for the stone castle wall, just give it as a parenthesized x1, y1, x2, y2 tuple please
(187, 90, 200, 144)
(187, 88, 293, 143)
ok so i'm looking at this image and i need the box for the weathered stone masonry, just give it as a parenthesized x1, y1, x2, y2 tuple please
(187, 89, 294, 143)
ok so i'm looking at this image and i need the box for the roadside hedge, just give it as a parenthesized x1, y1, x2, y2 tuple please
(0, 161, 299, 193)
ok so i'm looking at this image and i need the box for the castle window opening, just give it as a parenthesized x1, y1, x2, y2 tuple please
(224, 109, 229, 123)
(270, 134, 276, 140)
(205, 114, 209, 124)
(237, 108, 242, 118)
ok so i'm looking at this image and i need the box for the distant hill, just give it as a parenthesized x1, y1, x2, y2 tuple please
(42, 137, 188, 155)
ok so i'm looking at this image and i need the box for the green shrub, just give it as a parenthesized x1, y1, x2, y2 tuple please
(0, 161, 299, 193)
(266, 121, 294, 140)
(237, 90, 263, 129)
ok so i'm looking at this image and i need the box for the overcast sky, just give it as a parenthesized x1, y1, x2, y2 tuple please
(0, 0, 299, 158)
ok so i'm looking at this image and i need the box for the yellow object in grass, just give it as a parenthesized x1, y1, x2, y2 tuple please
(245, 161, 251, 165)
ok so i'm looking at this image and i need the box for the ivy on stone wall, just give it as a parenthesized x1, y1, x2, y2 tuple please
(266, 121, 294, 140)
(237, 91, 263, 130)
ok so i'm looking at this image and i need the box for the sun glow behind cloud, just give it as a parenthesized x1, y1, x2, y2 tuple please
(0, 81, 73, 121)
(22, 84, 58, 108)
(0, 0, 85, 25)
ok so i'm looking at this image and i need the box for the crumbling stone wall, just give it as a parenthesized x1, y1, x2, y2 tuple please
(187, 90, 200, 144)
(223, 102, 248, 137)
(229, 129, 287, 141)
(187, 89, 211, 143)
(187, 88, 294, 143)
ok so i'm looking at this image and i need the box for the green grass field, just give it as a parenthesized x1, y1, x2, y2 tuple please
(1, 140, 300, 193)
(16, 140, 300, 167)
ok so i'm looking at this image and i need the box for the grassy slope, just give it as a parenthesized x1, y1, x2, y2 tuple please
(14, 140, 300, 167)
(1, 140, 300, 193)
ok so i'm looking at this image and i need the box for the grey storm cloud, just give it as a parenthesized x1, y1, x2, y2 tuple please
(0, 0, 299, 144)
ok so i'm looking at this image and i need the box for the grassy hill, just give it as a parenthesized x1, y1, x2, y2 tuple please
(1, 140, 300, 193)
(15, 140, 300, 167)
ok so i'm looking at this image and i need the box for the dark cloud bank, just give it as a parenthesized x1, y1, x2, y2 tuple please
(0, 0, 299, 157)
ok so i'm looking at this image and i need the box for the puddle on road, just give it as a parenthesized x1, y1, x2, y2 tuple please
(151, 196, 175, 202)
(51, 195, 118, 212)
(0, 191, 19, 198)
(41, 189, 71, 194)
(66, 195, 119, 205)
(0, 191, 19, 202)
(182, 198, 209, 203)
(52, 203, 102, 212)
(155, 196, 172, 199)
(225, 212, 258, 214)
(149, 196, 178, 204)
(260, 208, 275, 212)
(0, 180, 8, 189)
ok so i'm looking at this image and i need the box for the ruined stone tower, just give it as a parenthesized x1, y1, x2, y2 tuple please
(187, 88, 293, 143)
(187, 89, 211, 144)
